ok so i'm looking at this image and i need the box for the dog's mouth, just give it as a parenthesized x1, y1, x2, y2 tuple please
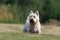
(30, 19, 35, 23)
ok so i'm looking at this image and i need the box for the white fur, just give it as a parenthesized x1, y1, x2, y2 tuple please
(23, 10, 41, 34)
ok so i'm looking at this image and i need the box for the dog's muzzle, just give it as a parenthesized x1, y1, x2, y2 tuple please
(30, 19, 34, 23)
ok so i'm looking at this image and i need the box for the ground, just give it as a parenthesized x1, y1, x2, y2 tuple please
(0, 23, 60, 40)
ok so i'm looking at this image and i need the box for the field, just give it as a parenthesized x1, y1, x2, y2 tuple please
(0, 23, 60, 40)
(0, 0, 60, 40)
(0, 33, 60, 40)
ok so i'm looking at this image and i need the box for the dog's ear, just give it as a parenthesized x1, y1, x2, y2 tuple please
(35, 10, 39, 16)
(29, 10, 33, 15)
(30, 10, 33, 13)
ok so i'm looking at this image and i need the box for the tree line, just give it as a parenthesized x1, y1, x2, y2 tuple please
(0, 0, 60, 23)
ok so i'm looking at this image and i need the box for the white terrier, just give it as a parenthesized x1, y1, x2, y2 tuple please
(23, 10, 41, 34)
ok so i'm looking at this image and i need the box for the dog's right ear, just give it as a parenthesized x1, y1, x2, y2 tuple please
(30, 10, 33, 13)
(29, 10, 33, 15)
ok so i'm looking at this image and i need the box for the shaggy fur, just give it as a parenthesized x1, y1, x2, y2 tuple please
(23, 10, 41, 34)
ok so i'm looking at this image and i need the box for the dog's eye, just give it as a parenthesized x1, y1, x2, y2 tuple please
(34, 16, 35, 18)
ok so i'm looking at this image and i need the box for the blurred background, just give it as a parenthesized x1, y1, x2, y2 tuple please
(0, 0, 60, 24)
(0, 0, 60, 40)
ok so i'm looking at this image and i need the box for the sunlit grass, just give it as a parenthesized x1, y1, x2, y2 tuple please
(0, 33, 60, 40)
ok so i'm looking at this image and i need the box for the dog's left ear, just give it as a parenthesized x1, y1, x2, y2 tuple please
(35, 10, 39, 16)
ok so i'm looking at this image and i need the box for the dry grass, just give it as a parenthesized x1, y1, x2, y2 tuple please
(0, 23, 60, 35)
(0, 23, 60, 40)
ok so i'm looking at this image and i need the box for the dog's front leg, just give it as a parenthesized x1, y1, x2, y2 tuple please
(23, 22, 30, 32)
(37, 22, 41, 34)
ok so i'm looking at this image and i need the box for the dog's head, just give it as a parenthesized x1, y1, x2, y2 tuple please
(29, 10, 40, 24)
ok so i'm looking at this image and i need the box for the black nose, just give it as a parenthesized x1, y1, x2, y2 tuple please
(30, 19, 34, 23)
(30, 19, 33, 21)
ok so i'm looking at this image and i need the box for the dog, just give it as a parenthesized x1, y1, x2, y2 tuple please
(23, 10, 41, 34)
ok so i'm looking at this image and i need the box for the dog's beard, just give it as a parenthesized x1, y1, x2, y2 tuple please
(29, 24, 39, 33)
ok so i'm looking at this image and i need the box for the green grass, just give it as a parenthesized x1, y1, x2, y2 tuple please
(0, 33, 60, 40)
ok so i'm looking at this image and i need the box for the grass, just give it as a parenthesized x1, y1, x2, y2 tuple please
(0, 33, 60, 40)
(0, 24, 60, 40)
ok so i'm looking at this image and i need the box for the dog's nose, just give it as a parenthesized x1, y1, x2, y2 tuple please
(30, 19, 33, 21)
(30, 19, 34, 23)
